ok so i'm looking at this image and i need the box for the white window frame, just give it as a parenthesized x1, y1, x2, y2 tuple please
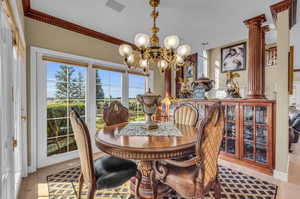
(30, 47, 152, 171)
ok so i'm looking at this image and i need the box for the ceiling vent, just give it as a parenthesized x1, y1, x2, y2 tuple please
(105, 0, 125, 12)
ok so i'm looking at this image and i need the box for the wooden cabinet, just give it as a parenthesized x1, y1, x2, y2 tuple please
(239, 103, 274, 172)
(221, 103, 240, 158)
(171, 99, 275, 174)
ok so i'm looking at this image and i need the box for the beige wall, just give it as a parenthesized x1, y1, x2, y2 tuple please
(25, 18, 125, 64)
(274, 9, 290, 175)
(295, 71, 300, 81)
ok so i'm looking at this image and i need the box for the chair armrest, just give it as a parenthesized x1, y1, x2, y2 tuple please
(162, 157, 201, 168)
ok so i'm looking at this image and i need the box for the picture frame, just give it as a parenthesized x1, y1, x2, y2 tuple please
(175, 53, 198, 98)
(221, 42, 247, 73)
(288, 46, 294, 95)
(183, 53, 198, 81)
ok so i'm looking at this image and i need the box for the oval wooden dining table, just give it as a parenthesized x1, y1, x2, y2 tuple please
(95, 122, 198, 199)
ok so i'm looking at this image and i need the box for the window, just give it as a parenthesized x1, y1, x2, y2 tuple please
(128, 74, 146, 121)
(46, 61, 87, 156)
(95, 69, 122, 130)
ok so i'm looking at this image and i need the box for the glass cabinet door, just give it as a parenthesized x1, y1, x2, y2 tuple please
(221, 104, 238, 156)
(242, 105, 269, 165)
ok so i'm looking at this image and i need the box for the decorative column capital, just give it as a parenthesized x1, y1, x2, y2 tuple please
(244, 14, 266, 99)
(270, 0, 297, 29)
(270, 0, 291, 14)
(243, 14, 266, 27)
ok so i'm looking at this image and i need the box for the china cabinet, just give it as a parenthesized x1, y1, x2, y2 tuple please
(170, 98, 275, 174)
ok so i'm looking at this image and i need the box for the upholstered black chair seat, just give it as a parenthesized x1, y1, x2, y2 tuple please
(94, 156, 137, 189)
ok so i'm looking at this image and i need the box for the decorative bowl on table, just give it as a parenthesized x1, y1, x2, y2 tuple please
(137, 89, 162, 130)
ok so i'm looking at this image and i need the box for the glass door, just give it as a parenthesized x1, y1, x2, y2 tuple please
(220, 103, 239, 158)
(241, 104, 271, 166)
(37, 59, 87, 167)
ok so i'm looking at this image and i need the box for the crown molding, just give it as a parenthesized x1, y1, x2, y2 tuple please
(243, 14, 266, 26)
(22, 0, 137, 49)
(270, 0, 297, 29)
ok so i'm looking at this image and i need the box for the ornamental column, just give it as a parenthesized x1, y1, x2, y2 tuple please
(244, 14, 266, 99)
(261, 25, 270, 96)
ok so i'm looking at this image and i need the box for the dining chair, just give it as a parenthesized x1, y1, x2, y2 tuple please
(173, 103, 198, 126)
(70, 109, 140, 199)
(103, 101, 129, 126)
(151, 103, 225, 199)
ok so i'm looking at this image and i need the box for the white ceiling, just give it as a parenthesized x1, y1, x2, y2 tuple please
(31, 0, 287, 52)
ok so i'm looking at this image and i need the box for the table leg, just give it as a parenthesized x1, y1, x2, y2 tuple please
(130, 160, 170, 199)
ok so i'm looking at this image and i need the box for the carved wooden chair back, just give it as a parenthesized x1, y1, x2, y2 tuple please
(103, 101, 129, 126)
(195, 103, 225, 188)
(174, 103, 198, 126)
(70, 109, 96, 184)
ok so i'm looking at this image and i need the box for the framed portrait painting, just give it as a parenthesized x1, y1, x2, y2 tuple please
(175, 53, 197, 98)
(221, 42, 247, 73)
(183, 53, 198, 80)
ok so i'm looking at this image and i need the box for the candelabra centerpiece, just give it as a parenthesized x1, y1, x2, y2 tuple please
(118, 0, 192, 73)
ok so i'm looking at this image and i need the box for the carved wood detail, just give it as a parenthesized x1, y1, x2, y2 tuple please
(21, 0, 137, 49)
(271, 0, 292, 14)
(270, 0, 297, 29)
(244, 14, 266, 99)
(96, 141, 195, 160)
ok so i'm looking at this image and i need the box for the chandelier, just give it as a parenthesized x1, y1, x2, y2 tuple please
(118, 0, 192, 73)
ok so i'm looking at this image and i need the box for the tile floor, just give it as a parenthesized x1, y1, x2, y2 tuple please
(18, 143, 300, 199)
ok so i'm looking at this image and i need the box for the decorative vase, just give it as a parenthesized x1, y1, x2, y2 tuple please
(191, 75, 215, 99)
(137, 89, 162, 130)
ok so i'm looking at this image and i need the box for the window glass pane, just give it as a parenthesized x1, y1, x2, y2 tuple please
(47, 101, 68, 119)
(128, 74, 146, 122)
(47, 81, 68, 100)
(69, 65, 87, 83)
(47, 136, 68, 156)
(129, 74, 145, 88)
(47, 118, 68, 137)
(96, 70, 110, 85)
(46, 61, 87, 156)
(95, 69, 122, 131)
(69, 83, 86, 99)
(47, 62, 67, 82)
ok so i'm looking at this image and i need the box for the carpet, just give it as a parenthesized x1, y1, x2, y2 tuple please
(47, 166, 278, 199)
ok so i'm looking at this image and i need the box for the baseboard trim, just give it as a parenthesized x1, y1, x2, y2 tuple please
(273, 170, 288, 182)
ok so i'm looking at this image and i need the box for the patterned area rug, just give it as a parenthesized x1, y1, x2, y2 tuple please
(47, 166, 278, 199)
